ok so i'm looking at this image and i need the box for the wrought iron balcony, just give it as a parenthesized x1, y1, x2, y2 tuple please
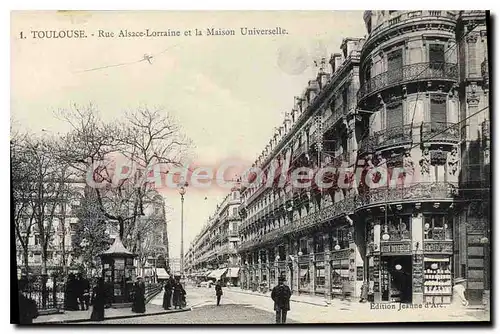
(324, 106, 347, 131)
(359, 125, 413, 153)
(358, 182, 458, 208)
(420, 122, 460, 143)
(358, 62, 458, 104)
(293, 142, 309, 158)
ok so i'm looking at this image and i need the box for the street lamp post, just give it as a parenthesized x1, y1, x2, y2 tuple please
(178, 182, 188, 277)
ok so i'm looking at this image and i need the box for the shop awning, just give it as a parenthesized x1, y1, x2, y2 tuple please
(424, 257, 450, 262)
(156, 268, 170, 279)
(227, 267, 240, 278)
(208, 268, 228, 280)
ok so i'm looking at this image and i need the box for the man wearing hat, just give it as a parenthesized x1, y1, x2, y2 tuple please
(271, 276, 291, 324)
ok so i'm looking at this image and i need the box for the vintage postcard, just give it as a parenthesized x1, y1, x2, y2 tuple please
(11, 10, 490, 325)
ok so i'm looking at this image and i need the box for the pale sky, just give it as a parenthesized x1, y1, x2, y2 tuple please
(11, 10, 366, 259)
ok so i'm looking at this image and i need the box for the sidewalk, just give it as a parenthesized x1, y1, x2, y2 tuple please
(33, 296, 191, 324)
(224, 288, 489, 323)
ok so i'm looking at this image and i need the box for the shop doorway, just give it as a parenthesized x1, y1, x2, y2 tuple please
(381, 255, 412, 303)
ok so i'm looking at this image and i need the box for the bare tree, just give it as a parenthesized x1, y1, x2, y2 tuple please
(72, 186, 111, 274)
(129, 192, 169, 278)
(20, 135, 74, 275)
(56, 104, 191, 250)
(11, 131, 37, 273)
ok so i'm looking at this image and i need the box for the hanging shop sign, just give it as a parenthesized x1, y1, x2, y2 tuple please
(423, 241, 453, 253)
(330, 249, 351, 260)
(380, 242, 412, 254)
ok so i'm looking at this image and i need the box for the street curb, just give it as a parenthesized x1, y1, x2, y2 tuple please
(34, 307, 192, 324)
(226, 289, 329, 307)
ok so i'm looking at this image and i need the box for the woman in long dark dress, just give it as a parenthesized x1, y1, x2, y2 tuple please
(162, 278, 173, 310)
(172, 279, 185, 309)
(90, 278, 105, 322)
(132, 277, 146, 313)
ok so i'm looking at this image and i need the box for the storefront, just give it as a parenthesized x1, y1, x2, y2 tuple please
(364, 207, 455, 304)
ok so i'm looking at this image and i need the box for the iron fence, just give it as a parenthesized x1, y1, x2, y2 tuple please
(18, 274, 66, 311)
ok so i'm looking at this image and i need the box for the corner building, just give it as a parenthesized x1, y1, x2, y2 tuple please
(237, 10, 490, 305)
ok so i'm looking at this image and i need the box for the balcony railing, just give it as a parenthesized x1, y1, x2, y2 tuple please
(324, 106, 347, 131)
(360, 123, 459, 154)
(238, 197, 357, 252)
(358, 182, 457, 207)
(293, 142, 309, 158)
(358, 62, 458, 103)
(420, 122, 460, 143)
(360, 125, 413, 153)
(370, 10, 457, 37)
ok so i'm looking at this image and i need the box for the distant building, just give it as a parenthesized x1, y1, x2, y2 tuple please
(184, 184, 242, 285)
(170, 257, 181, 275)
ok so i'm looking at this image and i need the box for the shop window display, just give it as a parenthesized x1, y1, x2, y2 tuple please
(315, 263, 326, 292)
(424, 215, 453, 240)
(331, 227, 350, 250)
(423, 257, 452, 304)
(299, 264, 310, 291)
(331, 259, 350, 295)
(381, 216, 411, 241)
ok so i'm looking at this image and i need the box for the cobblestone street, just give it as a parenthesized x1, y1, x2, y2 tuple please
(88, 303, 295, 324)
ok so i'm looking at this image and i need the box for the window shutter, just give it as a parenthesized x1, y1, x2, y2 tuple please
(386, 100, 403, 129)
(429, 44, 445, 72)
(429, 44, 445, 63)
(387, 49, 403, 83)
(430, 94, 447, 124)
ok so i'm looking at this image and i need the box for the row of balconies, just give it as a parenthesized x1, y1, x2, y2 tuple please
(358, 122, 460, 154)
(357, 62, 458, 105)
(192, 242, 238, 266)
(243, 249, 353, 267)
(238, 182, 457, 252)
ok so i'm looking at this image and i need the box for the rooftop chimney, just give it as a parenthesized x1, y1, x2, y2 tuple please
(330, 53, 342, 73)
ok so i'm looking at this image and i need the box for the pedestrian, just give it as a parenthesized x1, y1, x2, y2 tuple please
(172, 278, 185, 309)
(341, 277, 351, 301)
(18, 278, 39, 325)
(132, 276, 146, 313)
(65, 274, 78, 311)
(271, 276, 291, 324)
(215, 280, 223, 306)
(80, 274, 91, 310)
(359, 280, 368, 303)
(75, 273, 85, 310)
(90, 278, 106, 322)
(162, 277, 174, 310)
